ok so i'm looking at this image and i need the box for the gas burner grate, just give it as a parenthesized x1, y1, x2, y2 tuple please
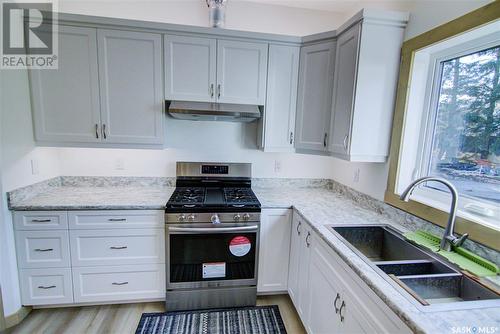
(171, 187, 205, 205)
(223, 188, 259, 206)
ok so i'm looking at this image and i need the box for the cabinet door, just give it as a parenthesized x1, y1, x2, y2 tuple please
(164, 35, 216, 102)
(98, 29, 163, 145)
(295, 41, 336, 152)
(257, 209, 291, 293)
(262, 45, 299, 152)
(287, 212, 302, 304)
(217, 40, 268, 105)
(296, 225, 312, 320)
(307, 240, 342, 334)
(329, 24, 361, 156)
(30, 26, 101, 143)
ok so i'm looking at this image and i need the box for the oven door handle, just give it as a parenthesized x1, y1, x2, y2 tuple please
(168, 225, 259, 233)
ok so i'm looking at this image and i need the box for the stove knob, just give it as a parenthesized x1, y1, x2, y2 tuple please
(242, 213, 251, 221)
(233, 214, 241, 221)
(178, 214, 186, 222)
(211, 214, 221, 224)
(187, 214, 196, 222)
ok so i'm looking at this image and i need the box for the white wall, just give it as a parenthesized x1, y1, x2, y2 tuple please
(0, 69, 61, 316)
(58, 0, 346, 36)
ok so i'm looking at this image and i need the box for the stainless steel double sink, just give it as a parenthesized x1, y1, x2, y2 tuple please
(329, 225, 499, 310)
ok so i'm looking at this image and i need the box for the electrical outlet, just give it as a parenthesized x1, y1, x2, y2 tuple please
(353, 168, 360, 183)
(30, 159, 39, 175)
(274, 160, 282, 174)
(114, 158, 125, 171)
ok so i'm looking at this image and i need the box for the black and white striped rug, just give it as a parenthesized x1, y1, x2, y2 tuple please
(135, 305, 287, 334)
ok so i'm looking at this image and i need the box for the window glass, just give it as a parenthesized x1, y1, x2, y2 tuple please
(427, 45, 500, 204)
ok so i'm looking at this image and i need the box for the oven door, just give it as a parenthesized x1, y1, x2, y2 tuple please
(166, 223, 259, 289)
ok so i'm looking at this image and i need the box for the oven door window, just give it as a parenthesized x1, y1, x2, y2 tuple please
(169, 232, 256, 282)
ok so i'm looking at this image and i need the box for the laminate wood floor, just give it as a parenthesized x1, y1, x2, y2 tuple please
(7, 295, 305, 334)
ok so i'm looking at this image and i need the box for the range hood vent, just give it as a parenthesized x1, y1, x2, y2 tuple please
(167, 101, 261, 122)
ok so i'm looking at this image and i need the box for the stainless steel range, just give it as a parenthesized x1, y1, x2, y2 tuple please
(165, 162, 261, 311)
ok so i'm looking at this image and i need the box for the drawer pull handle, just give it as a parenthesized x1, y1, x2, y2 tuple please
(31, 219, 52, 223)
(339, 300, 346, 322)
(38, 285, 56, 289)
(108, 218, 127, 222)
(112, 282, 129, 286)
(34, 248, 54, 252)
(334, 293, 341, 314)
(110, 246, 128, 250)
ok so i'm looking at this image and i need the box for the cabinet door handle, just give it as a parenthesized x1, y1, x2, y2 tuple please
(334, 293, 341, 313)
(289, 132, 294, 145)
(34, 248, 53, 252)
(102, 124, 107, 139)
(323, 133, 328, 147)
(210, 84, 214, 98)
(217, 84, 221, 99)
(108, 218, 126, 222)
(339, 300, 346, 322)
(343, 134, 349, 151)
(31, 219, 51, 223)
(296, 221, 301, 235)
(95, 124, 99, 139)
(112, 281, 129, 286)
(305, 231, 311, 248)
(38, 285, 56, 289)
(110, 246, 127, 250)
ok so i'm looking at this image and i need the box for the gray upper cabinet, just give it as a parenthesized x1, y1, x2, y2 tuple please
(261, 44, 299, 152)
(97, 29, 163, 145)
(294, 41, 336, 153)
(329, 19, 406, 162)
(216, 40, 268, 105)
(30, 26, 101, 143)
(164, 35, 217, 102)
(329, 24, 360, 157)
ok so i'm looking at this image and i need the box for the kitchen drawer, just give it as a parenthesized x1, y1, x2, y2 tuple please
(70, 229, 165, 266)
(68, 210, 164, 229)
(14, 211, 68, 230)
(15, 230, 71, 268)
(72, 264, 165, 303)
(19, 268, 73, 305)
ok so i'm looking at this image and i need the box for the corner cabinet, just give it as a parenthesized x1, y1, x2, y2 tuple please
(294, 41, 336, 153)
(30, 26, 164, 147)
(287, 212, 412, 334)
(260, 44, 300, 152)
(329, 19, 406, 162)
(165, 36, 268, 105)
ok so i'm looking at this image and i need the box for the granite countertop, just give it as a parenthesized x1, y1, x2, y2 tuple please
(7, 178, 500, 333)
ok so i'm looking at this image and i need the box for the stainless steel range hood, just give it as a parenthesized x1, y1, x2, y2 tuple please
(167, 101, 261, 122)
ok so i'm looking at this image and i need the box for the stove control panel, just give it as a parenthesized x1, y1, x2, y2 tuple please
(166, 212, 260, 223)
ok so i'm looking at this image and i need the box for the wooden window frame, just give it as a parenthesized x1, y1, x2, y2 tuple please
(385, 1, 500, 251)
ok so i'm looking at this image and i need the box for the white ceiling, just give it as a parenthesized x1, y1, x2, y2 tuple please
(244, 0, 414, 14)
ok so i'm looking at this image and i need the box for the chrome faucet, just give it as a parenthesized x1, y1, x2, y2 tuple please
(399, 177, 468, 252)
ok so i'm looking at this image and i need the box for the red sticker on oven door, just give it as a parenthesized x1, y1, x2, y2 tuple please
(229, 236, 251, 257)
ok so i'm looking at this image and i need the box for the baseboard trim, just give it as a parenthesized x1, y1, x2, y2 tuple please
(5, 306, 31, 328)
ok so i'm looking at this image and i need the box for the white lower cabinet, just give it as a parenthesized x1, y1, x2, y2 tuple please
(15, 230, 71, 269)
(287, 212, 312, 319)
(70, 228, 165, 266)
(19, 268, 74, 305)
(257, 209, 291, 293)
(14, 209, 166, 306)
(72, 264, 165, 303)
(288, 211, 411, 334)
